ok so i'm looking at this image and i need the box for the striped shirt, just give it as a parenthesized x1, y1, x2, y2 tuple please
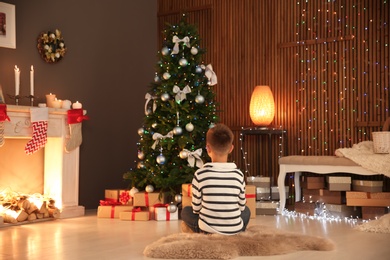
(191, 162, 246, 235)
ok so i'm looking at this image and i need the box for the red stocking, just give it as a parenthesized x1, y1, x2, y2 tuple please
(0, 104, 10, 147)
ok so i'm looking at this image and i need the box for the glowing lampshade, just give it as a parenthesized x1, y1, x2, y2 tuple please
(249, 85, 275, 126)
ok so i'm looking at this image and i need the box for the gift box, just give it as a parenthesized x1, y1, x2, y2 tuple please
(346, 191, 390, 207)
(97, 205, 134, 218)
(246, 185, 256, 219)
(247, 176, 270, 188)
(154, 205, 179, 221)
(104, 189, 120, 202)
(255, 201, 278, 215)
(294, 201, 317, 216)
(256, 187, 271, 201)
(133, 192, 163, 207)
(302, 189, 345, 205)
(301, 176, 325, 189)
(182, 183, 192, 197)
(182, 195, 192, 209)
(119, 190, 133, 205)
(361, 206, 390, 220)
(326, 176, 351, 191)
(271, 186, 289, 200)
(325, 203, 361, 218)
(119, 208, 150, 221)
(352, 180, 383, 193)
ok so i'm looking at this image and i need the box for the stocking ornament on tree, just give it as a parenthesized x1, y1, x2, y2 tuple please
(25, 107, 49, 155)
(0, 104, 11, 147)
(65, 109, 89, 153)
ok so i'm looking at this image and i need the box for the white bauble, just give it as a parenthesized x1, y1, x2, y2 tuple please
(154, 75, 160, 82)
(163, 72, 171, 80)
(138, 151, 145, 160)
(152, 122, 158, 129)
(185, 122, 194, 132)
(209, 123, 216, 128)
(190, 47, 198, 55)
(179, 58, 188, 67)
(156, 154, 166, 164)
(195, 95, 205, 104)
(129, 187, 139, 197)
(137, 127, 144, 136)
(179, 150, 188, 159)
(137, 161, 145, 169)
(195, 66, 202, 73)
(173, 126, 183, 135)
(161, 46, 169, 56)
(161, 93, 170, 101)
(145, 184, 154, 193)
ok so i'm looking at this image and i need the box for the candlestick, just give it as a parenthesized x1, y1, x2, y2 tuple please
(46, 93, 56, 108)
(14, 65, 20, 96)
(30, 65, 34, 96)
(72, 101, 82, 109)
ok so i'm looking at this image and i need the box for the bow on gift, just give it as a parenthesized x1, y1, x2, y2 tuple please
(183, 148, 204, 168)
(119, 191, 130, 205)
(99, 200, 122, 206)
(151, 131, 174, 150)
(173, 85, 191, 103)
(201, 64, 218, 86)
(144, 93, 158, 115)
(171, 36, 191, 55)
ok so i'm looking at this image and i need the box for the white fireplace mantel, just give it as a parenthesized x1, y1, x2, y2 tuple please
(3, 105, 85, 219)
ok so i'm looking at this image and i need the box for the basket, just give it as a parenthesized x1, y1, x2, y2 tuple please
(372, 132, 390, 154)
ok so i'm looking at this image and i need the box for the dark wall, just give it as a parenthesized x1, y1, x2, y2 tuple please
(0, 0, 157, 209)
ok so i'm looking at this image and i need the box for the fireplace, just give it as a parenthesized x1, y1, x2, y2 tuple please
(1, 105, 85, 224)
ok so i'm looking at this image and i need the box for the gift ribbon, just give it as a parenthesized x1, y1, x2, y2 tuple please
(119, 191, 130, 205)
(131, 207, 142, 221)
(144, 93, 157, 115)
(171, 36, 190, 55)
(201, 64, 218, 86)
(151, 131, 174, 149)
(145, 192, 149, 206)
(183, 148, 203, 168)
(99, 199, 121, 206)
(245, 194, 256, 199)
(186, 184, 191, 197)
(173, 85, 191, 103)
(153, 203, 170, 221)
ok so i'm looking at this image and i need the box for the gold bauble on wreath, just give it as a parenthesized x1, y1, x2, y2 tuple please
(37, 29, 67, 63)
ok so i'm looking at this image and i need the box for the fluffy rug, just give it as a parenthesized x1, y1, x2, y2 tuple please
(143, 225, 335, 259)
(355, 214, 390, 234)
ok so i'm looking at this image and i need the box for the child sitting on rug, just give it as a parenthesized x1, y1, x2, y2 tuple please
(181, 123, 251, 235)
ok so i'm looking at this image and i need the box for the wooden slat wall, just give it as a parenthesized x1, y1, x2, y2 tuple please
(157, 0, 390, 185)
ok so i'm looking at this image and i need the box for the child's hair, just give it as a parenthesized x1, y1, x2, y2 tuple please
(206, 123, 234, 154)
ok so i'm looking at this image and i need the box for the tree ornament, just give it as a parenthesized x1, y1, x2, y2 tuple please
(145, 184, 154, 193)
(175, 194, 182, 203)
(179, 150, 188, 159)
(129, 187, 139, 197)
(179, 58, 188, 67)
(195, 94, 205, 104)
(161, 46, 169, 56)
(167, 202, 178, 213)
(195, 66, 202, 73)
(137, 161, 145, 169)
(154, 75, 160, 82)
(209, 123, 216, 128)
(190, 47, 198, 55)
(161, 93, 170, 102)
(163, 72, 171, 80)
(138, 151, 145, 160)
(185, 122, 194, 132)
(173, 126, 183, 135)
(152, 122, 158, 129)
(156, 154, 166, 164)
(138, 127, 144, 136)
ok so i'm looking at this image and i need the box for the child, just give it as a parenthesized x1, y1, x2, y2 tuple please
(181, 123, 251, 235)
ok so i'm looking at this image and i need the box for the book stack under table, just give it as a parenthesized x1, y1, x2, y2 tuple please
(295, 176, 390, 220)
(97, 189, 178, 221)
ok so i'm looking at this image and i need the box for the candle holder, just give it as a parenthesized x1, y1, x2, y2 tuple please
(7, 94, 21, 105)
(27, 95, 36, 106)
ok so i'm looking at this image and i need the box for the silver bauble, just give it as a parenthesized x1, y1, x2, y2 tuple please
(190, 47, 198, 55)
(137, 161, 145, 169)
(129, 187, 139, 197)
(179, 150, 188, 159)
(195, 66, 202, 73)
(156, 154, 166, 164)
(161, 46, 169, 56)
(145, 184, 154, 193)
(175, 194, 182, 203)
(167, 203, 178, 213)
(173, 126, 183, 135)
(138, 151, 145, 160)
(163, 72, 171, 80)
(195, 95, 205, 104)
(179, 58, 188, 67)
(137, 127, 144, 136)
(161, 93, 170, 101)
(185, 122, 194, 132)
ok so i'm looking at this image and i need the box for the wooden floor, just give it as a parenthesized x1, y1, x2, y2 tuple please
(0, 210, 389, 260)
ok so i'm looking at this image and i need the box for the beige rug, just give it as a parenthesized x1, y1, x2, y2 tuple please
(143, 225, 335, 259)
(355, 214, 390, 234)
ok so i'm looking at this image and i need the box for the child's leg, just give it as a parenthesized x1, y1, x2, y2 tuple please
(241, 206, 251, 231)
(181, 206, 201, 233)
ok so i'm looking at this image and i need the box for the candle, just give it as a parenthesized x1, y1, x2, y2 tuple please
(62, 100, 72, 109)
(14, 65, 20, 96)
(46, 93, 56, 108)
(72, 101, 82, 109)
(52, 98, 63, 109)
(30, 65, 34, 96)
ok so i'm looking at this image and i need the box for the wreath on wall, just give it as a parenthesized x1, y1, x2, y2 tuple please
(37, 29, 67, 63)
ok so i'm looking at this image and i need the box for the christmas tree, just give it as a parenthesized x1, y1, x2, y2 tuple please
(124, 16, 219, 196)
